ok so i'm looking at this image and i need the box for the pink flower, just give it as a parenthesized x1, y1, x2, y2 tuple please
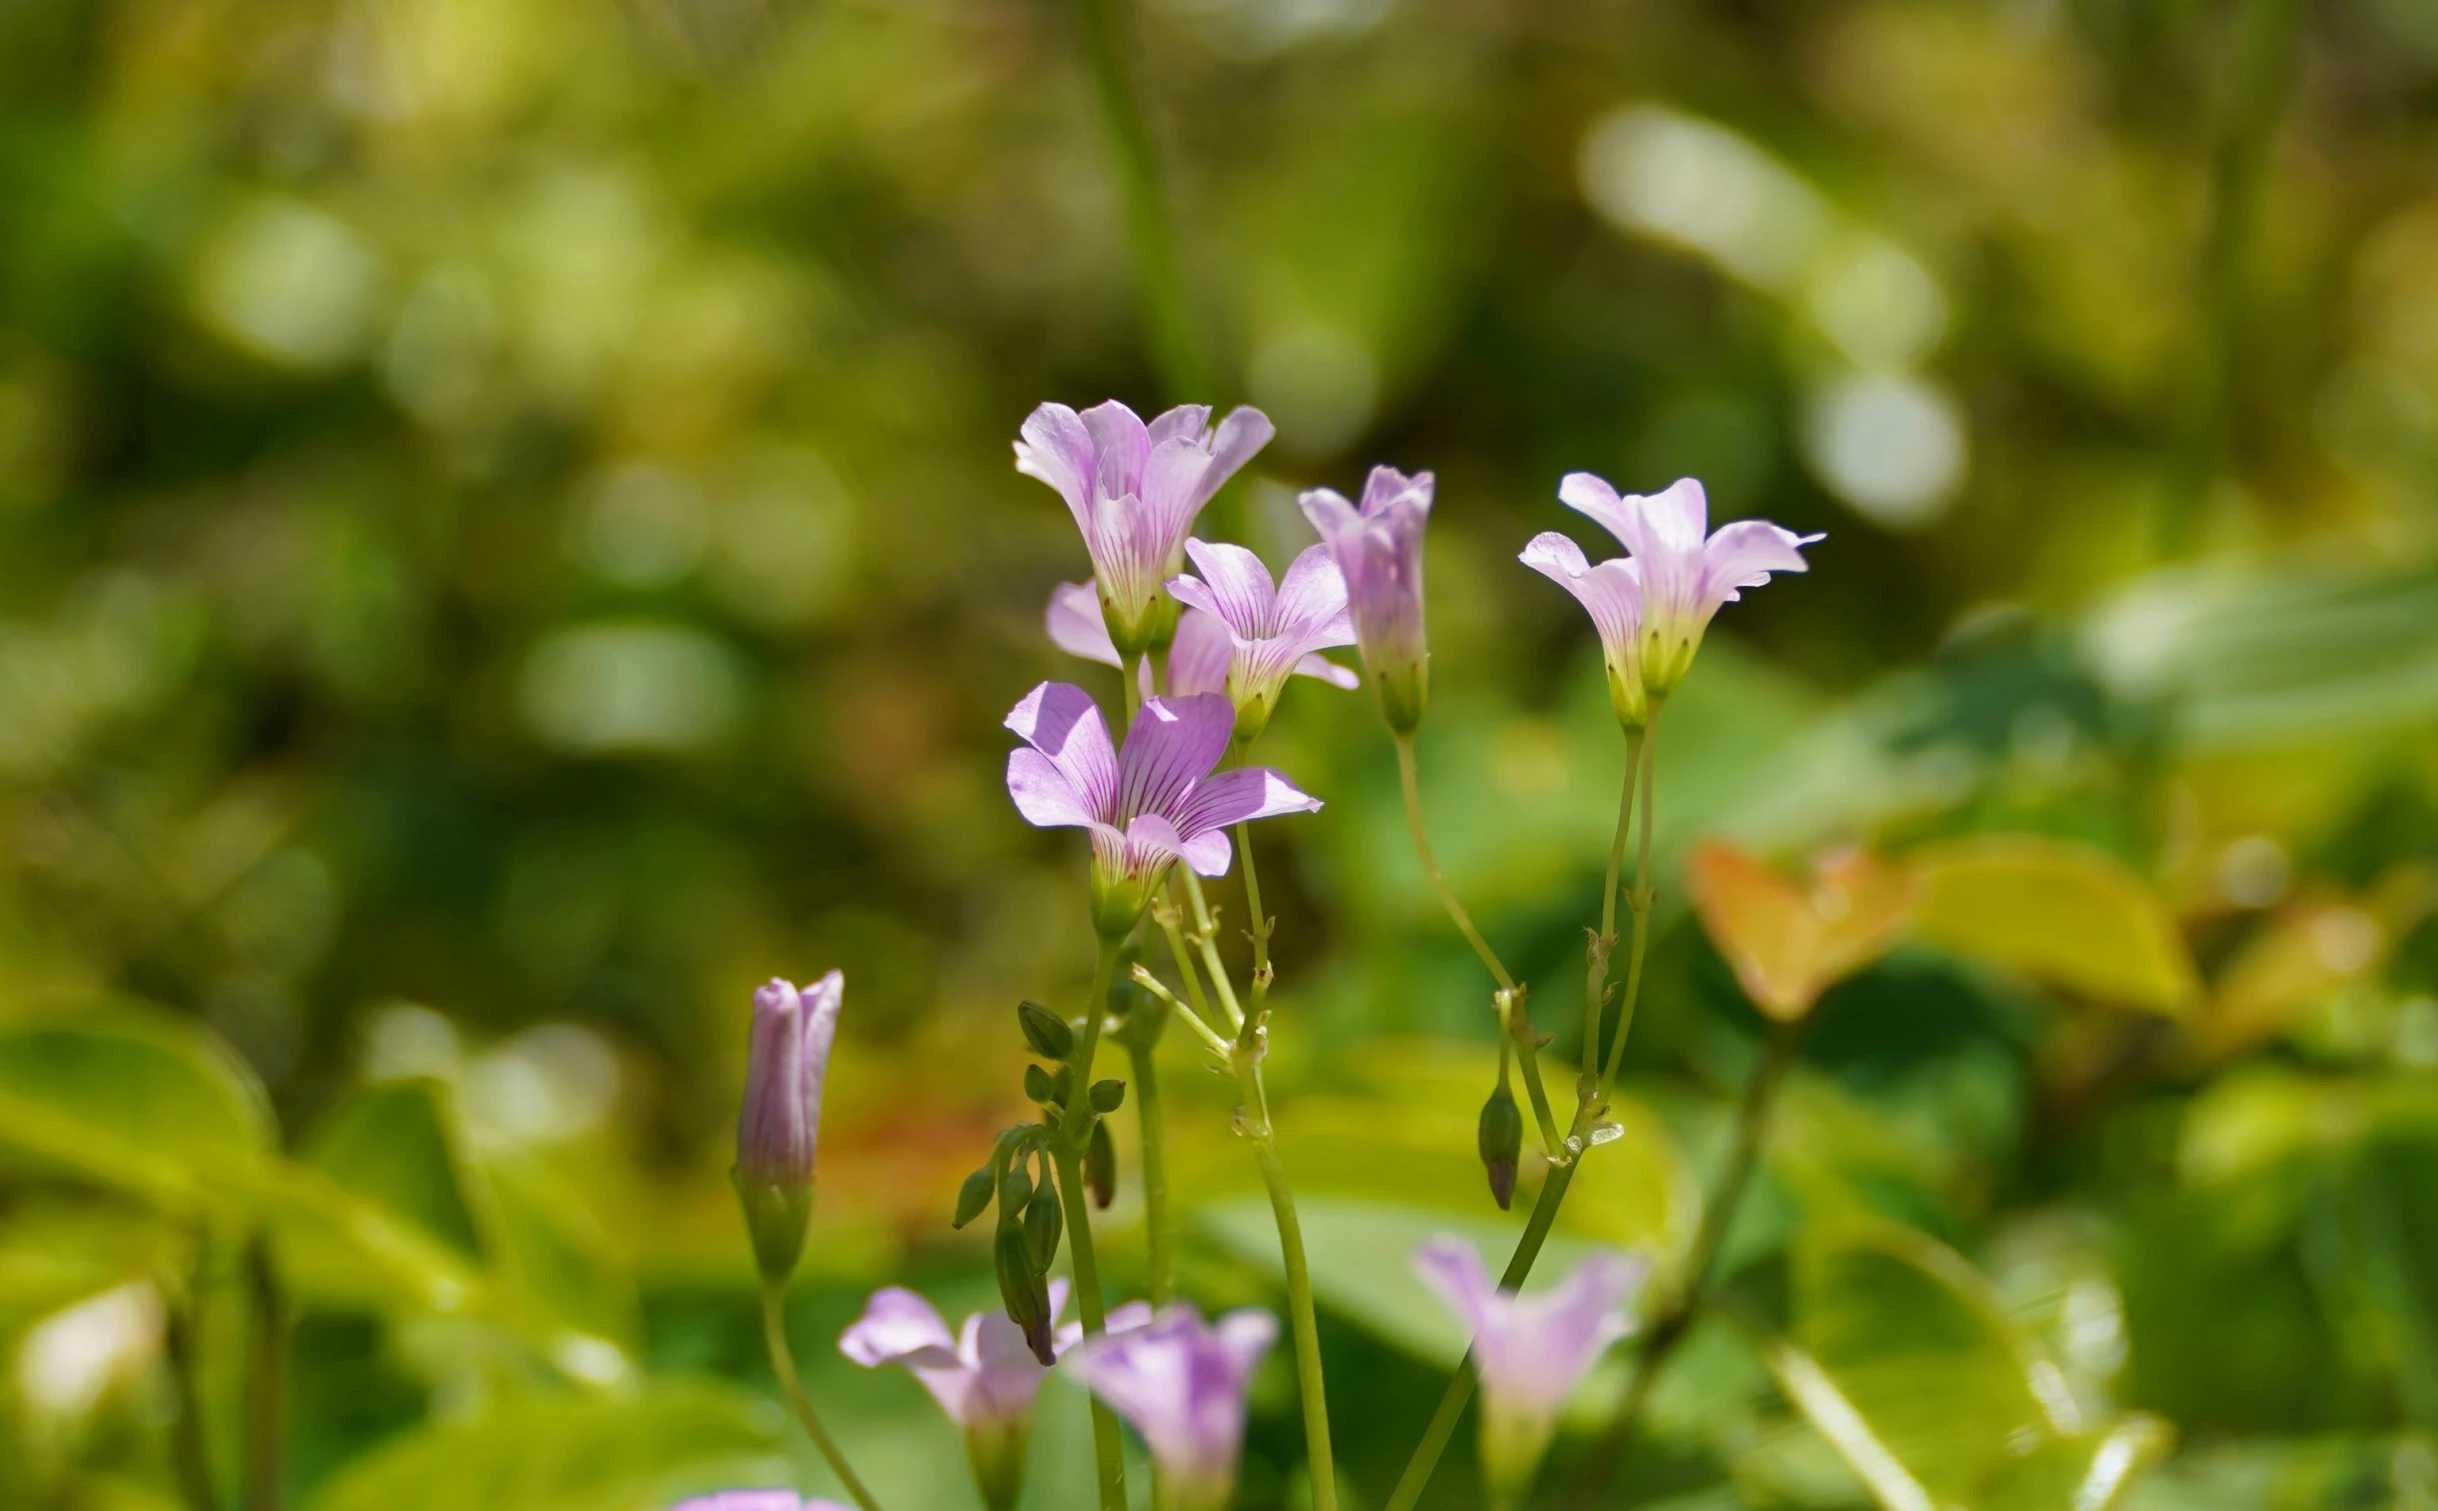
(671, 1494, 850, 1511)
(1518, 533, 1648, 729)
(1004, 682, 1319, 936)
(1414, 1236, 1648, 1510)
(1063, 1303, 1278, 1511)
(731, 974, 843, 1281)
(1556, 474, 1820, 695)
(1045, 582, 1345, 708)
(1300, 466, 1433, 732)
(841, 1283, 1151, 1511)
(1165, 540, 1358, 742)
(1017, 402, 1275, 657)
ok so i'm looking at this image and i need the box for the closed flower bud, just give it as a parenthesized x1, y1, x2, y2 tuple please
(1477, 1084, 1523, 1211)
(1023, 1063, 1056, 1105)
(993, 1224, 1055, 1366)
(1023, 1186, 1063, 1272)
(953, 1164, 997, 1229)
(1089, 1078, 1127, 1113)
(1017, 1001, 1075, 1061)
(999, 1164, 1033, 1217)
(732, 973, 844, 1285)
(1086, 1117, 1118, 1210)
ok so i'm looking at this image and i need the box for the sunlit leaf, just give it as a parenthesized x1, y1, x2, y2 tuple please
(1977, 1414, 2174, 1511)
(302, 1380, 788, 1511)
(1690, 842, 1916, 1020)
(1911, 835, 2196, 1014)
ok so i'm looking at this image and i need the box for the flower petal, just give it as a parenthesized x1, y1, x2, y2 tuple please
(1015, 403, 1095, 530)
(1519, 532, 1643, 651)
(1194, 407, 1275, 508)
(1272, 544, 1350, 632)
(1005, 682, 1117, 820)
(1412, 1235, 1498, 1336)
(1214, 1309, 1280, 1379)
(1358, 464, 1431, 518)
(1701, 519, 1822, 601)
(1080, 400, 1149, 497)
(1180, 827, 1231, 878)
(1556, 471, 1637, 553)
(1294, 653, 1360, 689)
(1179, 539, 1278, 637)
(1174, 767, 1322, 838)
(1167, 609, 1232, 698)
(1146, 404, 1213, 448)
(1007, 749, 1097, 830)
(1048, 582, 1122, 668)
(1298, 486, 1360, 541)
(1115, 693, 1235, 822)
(840, 1287, 959, 1368)
(797, 971, 842, 1142)
(1641, 477, 1709, 554)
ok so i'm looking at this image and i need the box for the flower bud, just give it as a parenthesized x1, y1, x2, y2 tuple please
(1086, 1117, 1118, 1210)
(993, 1223, 1055, 1366)
(1023, 1063, 1056, 1105)
(1017, 1000, 1075, 1060)
(1477, 1084, 1523, 1211)
(733, 973, 843, 1284)
(999, 1163, 1033, 1216)
(953, 1163, 996, 1229)
(1089, 1078, 1127, 1113)
(1023, 1185, 1063, 1272)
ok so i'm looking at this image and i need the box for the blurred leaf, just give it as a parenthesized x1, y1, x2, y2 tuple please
(1911, 836, 2196, 1014)
(0, 1009, 272, 1211)
(1690, 842, 1916, 1020)
(1977, 1414, 2175, 1511)
(303, 1081, 486, 1263)
(302, 1380, 788, 1511)
(2123, 1431, 2438, 1510)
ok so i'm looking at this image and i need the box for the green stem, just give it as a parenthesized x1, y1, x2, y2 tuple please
(1584, 731, 1644, 1075)
(1233, 1053, 1339, 1511)
(1236, 820, 1274, 1014)
(1158, 890, 1218, 1029)
(1068, 0, 1210, 397)
(1569, 1017, 1806, 1504)
(1178, 870, 1244, 1031)
(242, 1236, 283, 1511)
(165, 1274, 219, 1511)
(1382, 1161, 1581, 1511)
(1053, 1144, 1131, 1511)
(1127, 1034, 1176, 1306)
(1393, 730, 1515, 992)
(1507, 990, 1567, 1161)
(759, 1279, 886, 1511)
(1600, 706, 1663, 1087)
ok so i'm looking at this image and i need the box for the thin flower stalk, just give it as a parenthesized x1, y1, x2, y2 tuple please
(761, 1279, 887, 1511)
(1230, 1050, 1339, 1511)
(1058, 936, 1131, 1511)
(1582, 731, 1643, 1080)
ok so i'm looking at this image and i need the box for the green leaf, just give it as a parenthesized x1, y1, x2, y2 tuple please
(302, 1380, 787, 1511)
(1911, 836, 2196, 1014)
(0, 1009, 272, 1211)
(1977, 1414, 2174, 1511)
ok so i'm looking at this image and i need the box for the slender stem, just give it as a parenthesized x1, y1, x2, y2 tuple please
(1134, 964, 1231, 1057)
(1067, 0, 1210, 397)
(1600, 707, 1663, 1087)
(1584, 731, 1644, 1074)
(1236, 820, 1274, 1015)
(242, 1236, 283, 1511)
(1569, 1018, 1806, 1504)
(165, 1274, 219, 1511)
(1053, 1144, 1131, 1511)
(1157, 891, 1218, 1029)
(759, 1279, 886, 1511)
(1233, 1053, 1338, 1511)
(1060, 939, 1123, 1136)
(1506, 991, 1567, 1161)
(1393, 730, 1515, 992)
(1382, 1161, 1581, 1511)
(1127, 1034, 1176, 1306)
(1178, 870, 1244, 1031)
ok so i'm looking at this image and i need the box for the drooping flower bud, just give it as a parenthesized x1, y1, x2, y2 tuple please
(1085, 1117, 1117, 1210)
(1477, 1083, 1523, 1211)
(731, 973, 843, 1285)
(1017, 1000, 1075, 1060)
(1023, 1184, 1063, 1272)
(1301, 467, 1434, 733)
(994, 1222, 1054, 1367)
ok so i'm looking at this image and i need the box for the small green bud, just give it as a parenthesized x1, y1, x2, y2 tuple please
(1023, 1185, 1064, 1271)
(1023, 1063, 1056, 1105)
(1017, 1001, 1075, 1060)
(952, 1164, 996, 1229)
(1478, 1084, 1523, 1211)
(1050, 1064, 1075, 1107)
(1089, 1078, 1127, 1113)
(1086, 1117, 1117, 1210)
(993, 1224, 1054, 1365)
(999, 1164, 1033, 1215)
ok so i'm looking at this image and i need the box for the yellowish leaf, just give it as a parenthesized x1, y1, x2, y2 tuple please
(1911, 836, 2195, 1015)
(1689, 843, 1916, 1020)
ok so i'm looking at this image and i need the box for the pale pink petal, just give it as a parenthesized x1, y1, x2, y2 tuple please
(1174, 767, 1321, 838)
(1115, 693, 1236, 821)
(1123, 812, 1191, 875)
(1557, 471, 1637, 554)
(1520, 532, 1643, 651)
(797, 972, 842, 1143)
(1272, 545, 1350, 632)
(1412, 1235, 1498, 1336)
(1146, 404, 1213, 448)
(840, 1287, 959, 1368)
(1641, 477, 1709, 554)
(1005, 682, 1117, 820)
(1015, 403, 1096, 530)
(1180, 828, 1231, 878)
(1178, 539, 1277, 635)
(1080, 400, 1150, 497)
(1294, 653, 1360, 689)
(1700, 520, 1821, 606)
(1193, 407, 1275, 508)
(1168, 610, 1232, 698)
(1298, 487, 1361, 540)
(1138, 439, 1218, 558)
(1358, 465, 1430, 518)
(1047, 582, 1122, 668)
(1007, 748, 1098, 830)
(1214, 1309, 1280, 1378)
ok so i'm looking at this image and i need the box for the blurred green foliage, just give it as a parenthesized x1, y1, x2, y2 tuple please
(4, 0, 2438, 1506)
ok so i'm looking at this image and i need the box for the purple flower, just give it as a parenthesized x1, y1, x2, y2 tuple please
(1414, 1237, 1648, 1510)
(1063, 1303, 1278, 1511)
(731, 973, 843, 1282)
(1557, 474, 1821, 696)
(671, 1494, 850, 1511)
(1518, 533, 1649, 729)
(841, 1283, 1153, 1511)
(1017, 401, 1275, 658)
(1045, 582, 1340, 708)
(1299, 466, 1434, 732)
(1004, 681, 1319, 937)
(1165, 540, 1358, 742)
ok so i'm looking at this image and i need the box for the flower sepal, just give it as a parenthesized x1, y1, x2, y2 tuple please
(730, 1168, 813, 1286)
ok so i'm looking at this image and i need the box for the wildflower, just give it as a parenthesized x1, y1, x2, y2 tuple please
(1017, 402, 1275, 658)
(1046, 583, 1343, 707)
(1413, 1236, 1647, 1510)
(1166, 540, 1358, 742)
(1518, 532, 1649, 729)
(1063, 1303, 1278, 1511)
(1299, 466, 1434, 732)
(731, 973, 843, 1284)
(1557, 474, 1820, 696)
(1003, 682, 1319, 937)
(671, 1493, 850, 1511)
(1688, 842, 1914, 1020)
(841, 1283, 1151, 1511)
